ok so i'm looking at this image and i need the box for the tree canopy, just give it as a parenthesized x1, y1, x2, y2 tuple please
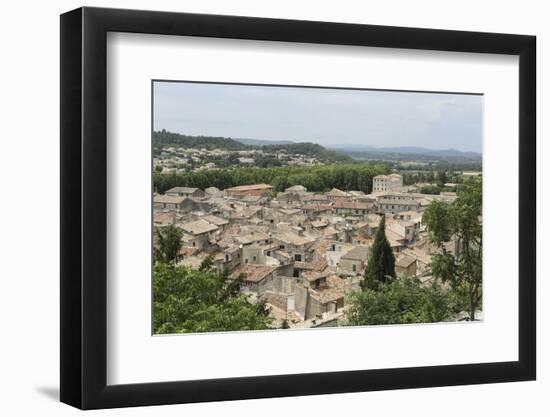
(361, 215, 396, 291)
(422, 176, 482, 320)
(154, 162, 388, 193)
(348, 277, 456, 325)
(153, 225, 183, 264)
(153, 263, 273, 334)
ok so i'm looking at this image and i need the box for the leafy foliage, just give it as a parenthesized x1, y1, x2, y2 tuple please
(419, 185, 442, 195)
(153, 263, 273, 334)
(154, 163, 388, 193)
(422, 176, 482, 320)
(153, 225, 183, 263)
(153, 130, 249, 152)
(348, 277, 456, 325)
(361, 216, 396, 291)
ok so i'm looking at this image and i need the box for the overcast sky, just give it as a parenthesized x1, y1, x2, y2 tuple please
(153, 81, 482, 153)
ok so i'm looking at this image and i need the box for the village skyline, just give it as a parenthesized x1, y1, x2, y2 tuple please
(152, 82, 483, 334)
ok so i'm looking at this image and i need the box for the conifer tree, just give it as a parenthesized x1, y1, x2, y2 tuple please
(361, 215, 396, 291)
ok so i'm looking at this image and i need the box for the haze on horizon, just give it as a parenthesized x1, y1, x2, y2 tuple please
(153, 81, 483, 153)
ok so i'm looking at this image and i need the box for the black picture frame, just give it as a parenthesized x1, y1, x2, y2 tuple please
(60, 6, 536, 410)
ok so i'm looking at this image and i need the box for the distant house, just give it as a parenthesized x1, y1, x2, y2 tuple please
(226, 183, 273, 198)
(338, 245, 370, 276)
(153, 211, 176, 226)
(230, 264, 278, 294)
(203, 215, 229, 231)
(213, 245, 241, 274)
(285, 185, 307, 193)
(388, 220, 420, 242)
(403, 248, 432, 275)
(272, 232, 314, 262)
(236, 232, 271, 246)
(395, 254, 417, 277)
(205, 186, 222, 196)
(384, 228, 407, 254)
(300, 271, 327, 289)
(178, 219, 219, 249)
(309, 288, 345, 316)
(301, 193, 330, 206)
(294, 283, 344, 320)
(332, 201, 373, 216)
(153, 195, 186, 211)
(373, 173, 403, 192)
(310, 220, 328, 230)
(396, 210, 422, 222)
(326, 188, 350, 201)
(276, 191, 303, 205)
(165, 187, 205, 198)
(302, 204, 333, 220)
(277, 208, 304, 223)
(375, 198, 421, 215)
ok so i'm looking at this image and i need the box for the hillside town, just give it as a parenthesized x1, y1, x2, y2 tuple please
(154, 146, 326, 173)
(153, 173, 461, 329)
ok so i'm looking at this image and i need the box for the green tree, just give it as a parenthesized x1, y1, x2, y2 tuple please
(437, 170, 448, 187)
(348, 277, 455, 325)
(153, 225, 183, 263)
(199, 254, 214, 271)
(420, 185, 442, 195)
(153, 162, 388, 193)
(153, 263, 273, 334)
(422, 177, 482, 320)
(361, 215, 396, 290)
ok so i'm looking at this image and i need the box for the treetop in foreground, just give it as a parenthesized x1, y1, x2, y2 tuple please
(153, 263, 272, 334)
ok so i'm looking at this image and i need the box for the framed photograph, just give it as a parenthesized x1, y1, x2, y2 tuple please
(60, 7, 536, 410)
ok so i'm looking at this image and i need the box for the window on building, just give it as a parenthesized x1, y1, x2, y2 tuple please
(352, 264, 356, 272)
(294, 254, 302, 262)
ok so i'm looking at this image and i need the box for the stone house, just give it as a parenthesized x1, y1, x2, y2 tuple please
(203, 214, 229, 232)
(375, 198, 421, 214)
(388, 220, 420, 242)
(153, 194, 186, 211)
(332, 201, 373, 216)
(226, 183, 273, 198)
(179, 219, 219, 249)
(338, 245, 370, 276)
(272, 231, 313, 263)
(165, 186, 205, 198)
(294, 283, 344, 320)
(395, 253, 417, 277)
(230, 264, 278, 295)
(373, 173, 403, 192)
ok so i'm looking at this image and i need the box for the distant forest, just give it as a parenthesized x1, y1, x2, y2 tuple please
(153, 130, 352, 163)
(153, 163, 389, 194)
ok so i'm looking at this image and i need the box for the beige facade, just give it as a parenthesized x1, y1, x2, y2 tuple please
(395, 254, 417, 278)
(373, 174, 403, 192)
